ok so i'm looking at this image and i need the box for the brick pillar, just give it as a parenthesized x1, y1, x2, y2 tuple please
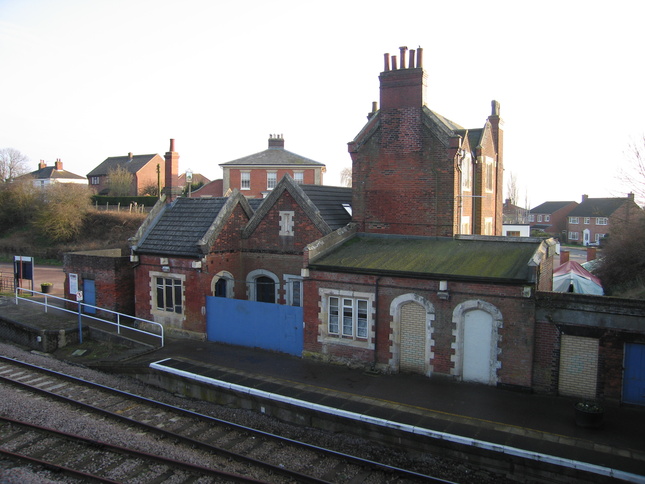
(587, 247, 597, 261)
(560, 250, 569, 264)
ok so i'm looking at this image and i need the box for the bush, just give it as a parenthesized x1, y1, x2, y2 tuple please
(34, 184, 92, 242)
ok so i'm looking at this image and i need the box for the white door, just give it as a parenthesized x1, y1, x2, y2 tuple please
(583, 229, 590, 246)
(463, 310, 493, 384)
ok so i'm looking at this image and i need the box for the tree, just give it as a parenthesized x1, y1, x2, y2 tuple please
(107, 165, 134, 196)
(34, 183, 92, 242)
(0, 177, 40, 232)
(340, 167, 352, 187)
(0, 148, 30, 182)
(505, 171, 519, 205)
(618, 134, 645, 204)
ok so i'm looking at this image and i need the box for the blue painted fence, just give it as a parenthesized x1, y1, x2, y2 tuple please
(206, 297, 303, 356)
(623, 343, 645, 406)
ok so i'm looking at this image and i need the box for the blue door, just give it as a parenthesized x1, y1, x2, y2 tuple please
(82, 279, 96, 315)
(623, 343, 645, 406)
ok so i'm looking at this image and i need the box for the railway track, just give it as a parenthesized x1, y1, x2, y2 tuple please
(0, 355, 450, 483)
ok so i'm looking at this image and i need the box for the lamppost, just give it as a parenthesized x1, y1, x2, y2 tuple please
(186, 169, 193, 198)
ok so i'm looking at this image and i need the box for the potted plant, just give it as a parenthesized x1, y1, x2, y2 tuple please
(40, 282, 53, 294)
(574, 400, 604, 428)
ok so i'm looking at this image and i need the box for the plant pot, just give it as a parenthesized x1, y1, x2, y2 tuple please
(41, 284, 53, 294)
(574, 403, 604, 428)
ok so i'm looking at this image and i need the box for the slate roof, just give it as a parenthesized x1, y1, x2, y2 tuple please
(27, 166, 86, 181)
(309, 234, 545, 283)
(531, 201, 577, 213)
(220, 147, 325, 167)
(568, 198, 632, 217)
(300, 185, 352, 230)
(87, 154, 160, 177)
(136, 198, 229, 257)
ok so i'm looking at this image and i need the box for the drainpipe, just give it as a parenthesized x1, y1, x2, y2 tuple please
(372, 276, 381, 370)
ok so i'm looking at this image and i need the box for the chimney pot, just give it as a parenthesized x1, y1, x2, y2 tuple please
(169, 138, 175, 152)
(416, 47, 423, 68)
(384, 53, 390, 72)
(399, 46, 408, 69)
(409, 49, 415, 69)
(391, 55, 398, 70)
(268, 134, 285, 149)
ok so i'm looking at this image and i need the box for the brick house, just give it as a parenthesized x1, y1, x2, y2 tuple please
(128, 141, 351, 338)
(87, 151, 165, 196)
(529, 200, 578, 238)
(565, 193, 643, 245)
(220, 135, 326, 199)
(20, 159, 86, 187)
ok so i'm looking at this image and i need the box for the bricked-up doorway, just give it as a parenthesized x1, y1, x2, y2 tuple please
(206, 297, 303, 356)
(558, 335, 598, 399)
(623, 343, 645, 406)
(400, 301, 426, 373)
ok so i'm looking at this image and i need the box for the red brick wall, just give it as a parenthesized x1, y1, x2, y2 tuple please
(305, 269, 537, 387)
(532, 321, 560, 393)
(228, 168, 320, 199)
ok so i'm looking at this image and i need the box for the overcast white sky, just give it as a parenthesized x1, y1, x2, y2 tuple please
(2, 0, 644, 207)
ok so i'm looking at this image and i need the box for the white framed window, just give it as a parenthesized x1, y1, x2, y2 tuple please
(155, 276, 183, 313)
(569, 232, 579, 240)
(294, 171, 304, 184)
(284, 275, 303, 307)
(485, 157, 494, 192)
(319, 288, 374, 347)
(569, 217, 579, 224)
(329, 296, 368, 338)
(267, 171, 277, 190)
(545, 215, 550, 222)
(584, 217, 590, 224)
(537, 215, 543, 222)
(460, 216, 470, 235)
(241, 171, 250, 190)
(595, 233, 605, 243)
(279, 211, 294, 236)
(90, 176, 99, 185)
(528, 214, 535, 222)
(484, 217, 493, 235)
(461, 152, 472, 191)
(596, 217, 608, 225)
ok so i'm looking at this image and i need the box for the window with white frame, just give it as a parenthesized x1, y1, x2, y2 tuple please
(241, 171, 250, 190)
(329, 296, 368, 339)
(569, 232, 579, 240)
(293, 171, 304, 184)
(90, 176, 99, 185)
(155, 276, 183, 314)
(484, 217, 493, 235)
(545, 215, 550, 222)
(595, 233, 605, 243)
(267, 171, 277, 190)
(284, 275, 302, 307)
(485, 157, 494, 192)
(528, 214, 535, 222)
(461, 152, 472, 191)
(537, 215, 543, 222)
(279, 211, 294, 236)
(584, 217, 590, 224)
(596, 217, 608, 225)
(569, 217, 579, 224)
(460, 216, 470, 235)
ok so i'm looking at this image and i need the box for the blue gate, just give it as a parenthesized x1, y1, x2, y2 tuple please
(206, 297, 303, 356)
(83, 279, 96, 315)
(623, 343, 645, 406)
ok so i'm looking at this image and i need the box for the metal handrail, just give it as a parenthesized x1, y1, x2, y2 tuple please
(13, 288, 164, 347)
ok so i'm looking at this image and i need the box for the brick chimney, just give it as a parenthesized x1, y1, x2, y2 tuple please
(38, 160, 47, 170)
(268, 134, 284, 149)
(379, 46, 426, 110)
(582, 194, 589, 203)
(164, 139, 180, 203)
(54, 159, 63, 171)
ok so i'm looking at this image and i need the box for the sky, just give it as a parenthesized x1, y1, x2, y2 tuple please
(1, 0, 644, 207)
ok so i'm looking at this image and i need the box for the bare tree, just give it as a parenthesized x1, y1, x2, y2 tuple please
(107, 165, 134, 196)
(0, 148, 30, 182)
(505, 171, 519, 205)
(340, 167, 352, 187)
(618, 134, 645, 204)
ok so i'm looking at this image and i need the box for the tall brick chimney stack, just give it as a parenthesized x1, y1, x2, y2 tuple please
(164, 138, 180, 203)
(38, 160, 47, 170)
(379, 46, 426, 110)
(268, 134, 284, 149)
(54, 159, 63, 170)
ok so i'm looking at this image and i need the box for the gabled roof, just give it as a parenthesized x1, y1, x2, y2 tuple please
(27, 166, 85, 181)
(243, 175, 349, 238)
(309, 234, 548, 283)
(219, 147, 324, 167)
(531, 201, 577, 213)
(134, 193, 254, 257)
(87, 154, 161, 177)
(568, 198, 633, 217)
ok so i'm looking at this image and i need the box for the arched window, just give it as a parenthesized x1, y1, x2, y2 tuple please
(256, 276, 275, 303)
(211, 271, 234, 298)
(215, 278, 227, 297)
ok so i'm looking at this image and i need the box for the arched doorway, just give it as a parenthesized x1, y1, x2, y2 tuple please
(389, 294, 435, 376)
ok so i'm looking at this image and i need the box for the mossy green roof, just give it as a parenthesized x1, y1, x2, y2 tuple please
(309, 234, 542, 283)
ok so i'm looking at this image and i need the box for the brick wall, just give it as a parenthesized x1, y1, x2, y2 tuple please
(558, 335, 598, 399)
(228, 168, 321, 199)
